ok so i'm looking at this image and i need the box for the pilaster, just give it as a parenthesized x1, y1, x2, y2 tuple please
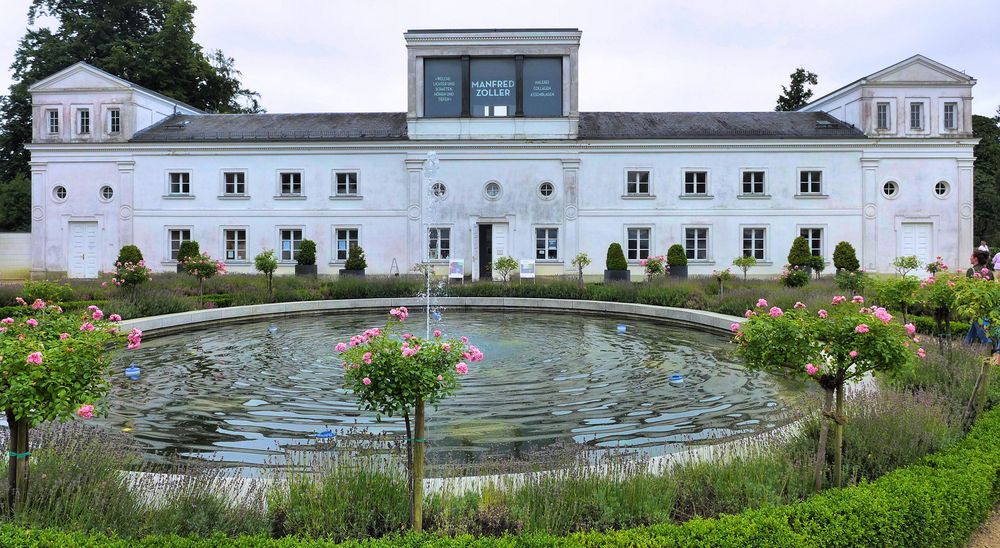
(561, 157, 581, 272)
(29, 162, 46, 278)
(860, 158, 879, 271)
(117, 161, 135, 249)
(958, 158, 975, 256)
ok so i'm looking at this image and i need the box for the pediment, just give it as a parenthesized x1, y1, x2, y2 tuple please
(29, 62, 130, 92)
(867, 55, 974, 84)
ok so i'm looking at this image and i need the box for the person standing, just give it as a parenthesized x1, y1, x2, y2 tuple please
(966, 249, 997, 347)
(980, 240, 991, 254)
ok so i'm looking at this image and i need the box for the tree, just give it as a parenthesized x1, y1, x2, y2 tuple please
(254, 250, 278, 300)
(0, 0, 263, 222)
(181, 252, 226, 297)
(571, 252, 591, 288)
(733, 255, 757, 280)
(492, 256, 517, 283)
(787, 236, 813, 267)
(606, 243, 628, 271)
(833, 241, 860, 272)
(0, 175, 30, 232)
(338, 307, 483, 532)
(775, 67, 818, 111)
(973, 112, 1000, 245)
(0, 298, 139, 515)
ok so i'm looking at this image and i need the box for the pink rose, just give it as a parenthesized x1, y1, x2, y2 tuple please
(31, 299, 45, 310)
(59, 332, 70, 340)
(744, 310, 754, 319)
(109, 314, 122, 322)
(730, 322, 741, 332)
(80, 322, 95, 332)
(849, 350, 858, 358)
(362, 377, 372, 385)
(26, 351, 43, 365)
(403, 333, 412, 340)
(442, 343, 451, 352)
(768, 307, 783, 318)
(433, 329, 442, 338)
(25, 318, 38, 327)
(363, 352, 372, 365)
(76, 404, 94, 419)
(805, 363, 818, 376)
(818, 309, 828, 319)
(855, 324, 870, 334)
(794, 302, 806, 309)
(852, 296, 865, 304)
(756, 299, 768, 307)
(455, 362, 469, 375)
(461, 336, 469, 344)
(905, 323, 916, 336)
(336, 342, 348, 353)
(437, 374, 444, 381)
(91, 309, 104, 321)
(832, 296, 846, 305)
(1, 317, 13, 324)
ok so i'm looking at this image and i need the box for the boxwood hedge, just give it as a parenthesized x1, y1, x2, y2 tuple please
(4, 403, 1000, 546)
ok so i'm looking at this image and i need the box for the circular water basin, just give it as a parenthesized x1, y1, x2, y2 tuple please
(105, 311, 793, 468)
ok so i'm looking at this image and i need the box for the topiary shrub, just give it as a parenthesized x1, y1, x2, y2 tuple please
(115, 245, 143, 266)
(606, 243, 628, 270)
(833, 241, 860, 272)
(297, 239, 317, 266)
(787, 237, 813, 268)
(667, 244, 687, 267)
(177, 240, 200, 264)
(344, 245, 367, 270)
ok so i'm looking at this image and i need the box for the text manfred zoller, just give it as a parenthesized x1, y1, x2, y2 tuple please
(472, 79, 514, 97)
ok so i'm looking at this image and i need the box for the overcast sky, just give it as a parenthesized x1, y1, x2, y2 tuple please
(1, 0, 998, 116)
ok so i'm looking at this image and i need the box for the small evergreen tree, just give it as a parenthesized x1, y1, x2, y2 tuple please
(666, 244, 687, 266)
(116, 245, 143, 265)
(787, 237, 813, 267)
(177, 240, 200, 264)
(345, 245, 367, 270)
(297, 239, 317, 266)
(606, 243, 628, 270)
(833, 241, 860, 272)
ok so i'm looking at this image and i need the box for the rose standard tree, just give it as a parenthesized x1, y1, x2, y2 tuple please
(733, 296, 921, 489)
(338, 307, 483, 532)
(0, 298, 140, 515)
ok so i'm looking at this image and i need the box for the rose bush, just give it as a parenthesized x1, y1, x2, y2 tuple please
(181, 252, 227, 297)
(0, 297, 139, 514)
(337, 306, 483, 532)
(734, 296, 920, 488)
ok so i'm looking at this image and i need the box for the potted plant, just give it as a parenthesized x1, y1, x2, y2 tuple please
(604, 243, 630, 283)
(176, 240, 199, 274)
(295, 239, 318, 277)
(787, 236, 813, 275)
(340, 244, 367, 277)
(666, 244, 688, 279)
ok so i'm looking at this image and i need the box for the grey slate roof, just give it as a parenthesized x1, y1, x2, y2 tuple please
(131, 111, 863, 143)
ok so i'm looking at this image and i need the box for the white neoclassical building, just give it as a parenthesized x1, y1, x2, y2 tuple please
(25, 28, 977, 279)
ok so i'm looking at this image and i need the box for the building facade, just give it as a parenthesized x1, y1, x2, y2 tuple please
(25, 29, 977, 279)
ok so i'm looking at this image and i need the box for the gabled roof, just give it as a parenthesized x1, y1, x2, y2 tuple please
(129, 111, 863, 143)
(28, 61, 204, 114)
(801, 54, 975, 111)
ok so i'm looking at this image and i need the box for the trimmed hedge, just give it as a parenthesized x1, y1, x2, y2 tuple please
(5, 404, 1000, 546)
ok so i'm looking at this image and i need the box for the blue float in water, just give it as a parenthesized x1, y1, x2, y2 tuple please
(267, 325, 279, 334)
(617, 324, 627, 334)
(670, 374, 684, 384)
(315, 430, 336, 439)
(432, 310, 442, 321)
(125, 364, 140, 380)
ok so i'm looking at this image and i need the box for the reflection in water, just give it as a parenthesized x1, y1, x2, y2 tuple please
(104, 311, 791, 468)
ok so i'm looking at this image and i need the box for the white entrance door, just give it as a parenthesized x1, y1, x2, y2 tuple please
(491, 223, 509, 281)
(900, 223, 932, 268)
(68, 221, 100, 278)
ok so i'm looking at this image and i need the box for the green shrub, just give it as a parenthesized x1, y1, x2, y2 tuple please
(808, 255, 826, 276)
(606, 243, 628, 270)
(177, 240, 200, 263)
(345, 245, 367, 270)
(666, 244, 687, 267)
(492, 256, 518, 283)
(779, 266, 810, 287)
(116, 244, 144, 265)
(298, 239, 317, 266)
(833, 241, 860, 272)
(20, 280, 73, 304)
(732, 256, 757, 280)
(787, 236, 813, 267)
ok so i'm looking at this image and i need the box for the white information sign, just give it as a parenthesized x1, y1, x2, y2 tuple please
(449, 259, 465, 280)
(519, 259, 536, 279)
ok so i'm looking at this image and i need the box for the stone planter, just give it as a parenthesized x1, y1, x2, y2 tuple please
(295, 264, 318, 277)
(176, 264, 185, 274)
(604, 269, 631, 283)
(339, 268, 365, 278)
(669, 265, 688, 279)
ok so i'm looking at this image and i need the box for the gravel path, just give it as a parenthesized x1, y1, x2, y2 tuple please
(968, 506, 1000, 547)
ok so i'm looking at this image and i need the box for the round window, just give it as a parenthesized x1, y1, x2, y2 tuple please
(882, 181, 898, 198)
(100, 185, 115, 201)
(484, 181, 502, 200)
(431, 182, 447, 198)
(538, 181, 555, 199)
(934, 181, 950, 197)
(52, 186, 67, 201)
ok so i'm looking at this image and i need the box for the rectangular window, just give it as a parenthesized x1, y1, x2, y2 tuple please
(169, 229, 191, 261)
(799, 170, 822, 194)
(280, 229, 303, 261)
(684, 171, 708, 195)
(944, 102, 957, 130)
(742, 171, 765, 194)
(429, 227, 450, 260)
(223, 172, 245, 195)
(626, 170, 650, 195)
(685, 228, 709, 260)
(470, 57, 516, 117)
(336, 172, 358, 196)
(535, 228, 559, 260)
(108, 109, 121, 134)
(47, 110, 59, 134)
(77, 109, 90, 134)
(876, 102, 889, 130)
(910, 102, 923, 130)
(280, 172, 302, 195)
(224, 229, 247, 261)
(742, 228, 766, 261)
(627, 227, 651, 261)
(336, 228, 359, 261)
(800, 228, 823, 257)
(169, 172, 191, 195)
